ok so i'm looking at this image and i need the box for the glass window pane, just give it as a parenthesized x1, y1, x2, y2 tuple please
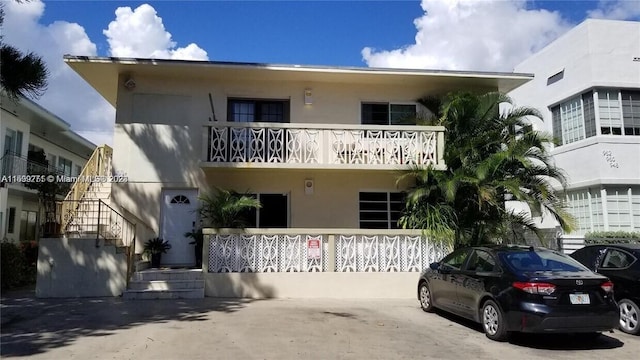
(390, 104, 417, 125)
(361, 103, 389, 125)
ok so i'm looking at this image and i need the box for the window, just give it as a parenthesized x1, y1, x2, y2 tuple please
(170, 195, 191, 204)
(227, 99, 290, 123)
(607, 187, 632, 231)
(599, 89, 623, 135)
(4, 129, 23, 156)
(622, 91, 640, 135)
(466, 250, 498, 272)
(244, 193, 288, 228)
(551, 89, 640, 147)
(58, 157, 72, 176)
(19, 210, 37, 241)
(74, 165, 83, 176)
(7, 207, 16, 234)
(361, 103, 417, 125)
(441, 249, 471, 270)
(546, 70, 564, 86)
(359, 192, 404, 229)
(601, 249, 636, 269)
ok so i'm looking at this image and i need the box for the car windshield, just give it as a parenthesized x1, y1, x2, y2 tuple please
(499, 250, 590, 272)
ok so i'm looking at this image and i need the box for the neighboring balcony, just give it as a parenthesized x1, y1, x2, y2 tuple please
(202, 123, 446, 170)
(0, 152, 67, 192)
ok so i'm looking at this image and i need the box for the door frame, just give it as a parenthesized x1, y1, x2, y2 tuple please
(159, 187, 199, 265)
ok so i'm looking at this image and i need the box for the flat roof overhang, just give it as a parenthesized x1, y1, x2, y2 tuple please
(64, 55, 534, 107)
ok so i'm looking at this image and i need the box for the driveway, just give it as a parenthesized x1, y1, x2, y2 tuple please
(1, 289, 639, 359)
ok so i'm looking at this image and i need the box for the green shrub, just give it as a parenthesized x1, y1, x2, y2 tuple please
(584, 231, 640, 244)
(1, 240, 38, 290)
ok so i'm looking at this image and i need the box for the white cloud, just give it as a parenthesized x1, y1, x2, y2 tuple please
(2, 2, 209, 148)
(2, 0, 112, 146)
(362, 0, 572, 72)
(587, 0, 640, 20)
(103, 4, 208, 60)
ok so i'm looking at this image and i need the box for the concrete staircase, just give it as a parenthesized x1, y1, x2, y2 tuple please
(123, 269, 205, 300)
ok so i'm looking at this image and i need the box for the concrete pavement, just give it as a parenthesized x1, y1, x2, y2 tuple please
(2, 287, 639, 359)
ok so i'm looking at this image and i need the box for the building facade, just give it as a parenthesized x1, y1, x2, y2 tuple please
(1, 94, 96, 243)
(509, 19, 640, 238)
(65, 56, 532, 267)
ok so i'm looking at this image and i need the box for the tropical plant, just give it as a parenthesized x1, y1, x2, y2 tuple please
(198, 188, 261, 228)
(0, 3, 49, 101)
(143, 237, 171, 255)
(399, 91, 575, 248)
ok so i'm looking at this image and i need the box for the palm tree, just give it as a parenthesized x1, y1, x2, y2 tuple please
(0, 3, 49, 101)
(399, 91, 574, 248)
(198, 188, 262, 229)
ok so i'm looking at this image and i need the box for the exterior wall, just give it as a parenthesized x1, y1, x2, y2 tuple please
(36, 237, 128, 297)
(510, 20, 640, 133)
(204, 272, 419, 299)
(110, 72, 474, 233)
(28, 134, 88, 176)
(552, 138, 640, 189)
(508, 19, 640, 234)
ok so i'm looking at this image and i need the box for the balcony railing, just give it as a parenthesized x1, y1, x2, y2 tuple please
(203, 123, 446, 170)
(1, 152, 64, 178)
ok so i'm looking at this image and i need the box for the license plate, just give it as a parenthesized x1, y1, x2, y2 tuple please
(569, 293, 590, 305)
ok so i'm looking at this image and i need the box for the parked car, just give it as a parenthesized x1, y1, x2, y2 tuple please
(417, 245, 619, 341)
(570, 243, 640, 335)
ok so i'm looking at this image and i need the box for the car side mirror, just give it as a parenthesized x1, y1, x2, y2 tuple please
(429, 262, 440, 271)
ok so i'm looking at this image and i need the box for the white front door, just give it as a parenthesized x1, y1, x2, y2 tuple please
(160, 189, 198, 266)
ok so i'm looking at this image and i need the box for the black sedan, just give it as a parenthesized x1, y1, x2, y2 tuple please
(570, 243, 640, 335)
(417, 245, 619, 341)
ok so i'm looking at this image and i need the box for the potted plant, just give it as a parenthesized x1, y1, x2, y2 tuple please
(184, 228, 204, 268)
(143, 237, 171, 268)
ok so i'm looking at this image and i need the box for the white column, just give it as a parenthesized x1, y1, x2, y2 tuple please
(629, 187, 635, 230)
(593, 90, 602, 136)
(601, 188, 609, 231)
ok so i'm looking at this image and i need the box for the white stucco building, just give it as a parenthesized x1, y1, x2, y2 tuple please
(1, 94, 96, 242)
(509, 19, 640, 239)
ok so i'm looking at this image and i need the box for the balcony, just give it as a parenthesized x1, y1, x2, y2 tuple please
(202, 123, 446, 170)
(0, 152, 68, 192)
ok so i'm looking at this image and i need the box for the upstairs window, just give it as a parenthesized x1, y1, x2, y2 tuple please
(227, 99, 290, 123)
(361, 103, 417, 126)
(599, 89, 622, 135)
(622, 91, 640, 135)
(58, 157, 72, 177)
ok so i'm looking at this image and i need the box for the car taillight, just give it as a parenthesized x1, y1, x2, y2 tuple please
(600, 281, 614, 293)
(513, 282, 556, 295)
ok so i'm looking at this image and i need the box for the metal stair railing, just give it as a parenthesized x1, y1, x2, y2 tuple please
(57, 199, 137, 287)
(60, 145, 113, 230)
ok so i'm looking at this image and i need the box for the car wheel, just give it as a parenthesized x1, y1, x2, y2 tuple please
(419, 282, 434, 312)
(618, 298, 640, 335)
(482, 300, 509, 341)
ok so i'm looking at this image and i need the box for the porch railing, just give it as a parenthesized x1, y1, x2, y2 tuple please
(204, 123, 446, 169)
(205, 229, 452, 273)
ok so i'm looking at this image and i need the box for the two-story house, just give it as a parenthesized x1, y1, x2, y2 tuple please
(1, 94, 96, 243)
(509, 19, 640, 251)
(60, 57, 535, 298)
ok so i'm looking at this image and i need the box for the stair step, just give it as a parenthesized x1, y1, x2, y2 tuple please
(133, 269, 203, 281)
(123, 288, 204, 300)
(128, 279, 205, 291)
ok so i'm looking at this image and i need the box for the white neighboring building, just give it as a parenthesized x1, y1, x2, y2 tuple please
(1, 94, 96, 243)
(509, 19, 640, 238)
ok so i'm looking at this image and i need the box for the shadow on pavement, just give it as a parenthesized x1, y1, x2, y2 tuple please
(0, 286, 257, 358)
(433, 308, 624, 351)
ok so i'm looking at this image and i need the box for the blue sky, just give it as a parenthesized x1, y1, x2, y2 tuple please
(3, 1, 640, 145)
